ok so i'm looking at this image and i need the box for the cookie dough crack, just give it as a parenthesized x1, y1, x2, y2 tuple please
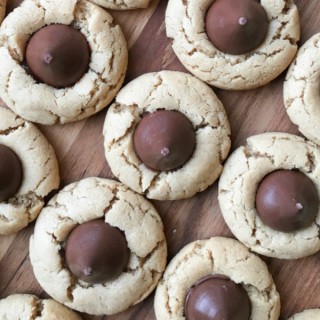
(35, 298, 44, 318)
(103, 187, 119, 215)
(106, 103, 140, 149)
(144, 75, 163, 104)
(137, 240, 166, 268)
(120, 153, 143, 189)
(0, 122, 26, 136)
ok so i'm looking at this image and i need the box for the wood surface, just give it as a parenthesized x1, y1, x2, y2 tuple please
(1, 0, 320, 319)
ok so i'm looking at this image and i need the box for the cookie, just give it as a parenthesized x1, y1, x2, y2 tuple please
(0, 107, 59, 235)
(288, 309, 320, 320)
(154, 237, 280, 320)
(165, 0, 300, 90)
(29, 177, 167, 316)
(0, 294, 82, 319)
(88, 0, 151, 10)
(218, 132, 320, 259)
(0, 0, 128, 124)
(284, 33, 320, 145)
(103, 70, 231, 200)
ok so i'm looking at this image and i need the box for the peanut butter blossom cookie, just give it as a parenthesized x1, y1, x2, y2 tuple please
(103, 71, 231, 200)
(0, 107, 59, 235)
(218, 132, 320, 259)
(166, 0, 300, 90)
(0, 294, 82, 319)
(284, 33, 320, 145)
(0, 0, 127, 124)
(154, 237, 280, 320)
(288, 309, 320, 320)
(88, 0, 151, 10)
(29, 177, 167, 316)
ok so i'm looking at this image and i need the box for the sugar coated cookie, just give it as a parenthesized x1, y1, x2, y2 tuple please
(154, 237, 280, 320)
(218, 132, 320, 259)
(166, 0, 300, 90)
(0, 294, 82, 320)
(0, 107, 59, 235)
(103, 70, 231, 200)
(89, 0, 151, 10)
(288, 309, 320, 320)
(0, 0, 127, 124)
(29, 177, 167, 316)
(284, 33, 320, 145)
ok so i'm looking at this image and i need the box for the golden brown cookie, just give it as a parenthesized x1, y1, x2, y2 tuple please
(0, 0, 127, 124)
(154, 237, 280, 320)
(0, 294, 82, 319)
(166, 0, 300, 90)
(103, 70, 231, 200)
(30, 177, 167, 315)
(218, 132, 320, 259)
(0, 107, 59, 235)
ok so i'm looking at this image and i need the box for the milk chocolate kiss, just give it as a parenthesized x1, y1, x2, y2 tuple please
(185, 275, 251, 320)
(205, 0, 269, 55)
(0, 144, 23, 202)
(133, 110, 196, 171)
(65, 219, 129, 284)
(256, 170, 319, 232)
(26, 24, 90, 88)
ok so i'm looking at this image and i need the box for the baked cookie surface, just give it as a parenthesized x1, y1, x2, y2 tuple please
(103, 70, 231, 200)
(284, 33, 320, 145)
(0, 107, 59, 235)
(288, 309, 320, 320)
(0, 0, 127, 124)
(29, 177, 167, 316)
(88, 0, 151, 10)
(154, 237, 280, 320)
(0, 294, 82, 320)
(165, 0, 300, 90)
(218, 132, 320, 259)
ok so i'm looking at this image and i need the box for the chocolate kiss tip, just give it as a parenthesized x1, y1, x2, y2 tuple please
(44, 54, 53, 64)
(84, 267, 93, 276)
(239, 17, 248, 25)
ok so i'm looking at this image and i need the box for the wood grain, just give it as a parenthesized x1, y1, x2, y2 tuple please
(1, 0, 320, 319)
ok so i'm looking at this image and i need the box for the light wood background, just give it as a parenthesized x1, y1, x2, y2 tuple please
(1, 0, 320, 319)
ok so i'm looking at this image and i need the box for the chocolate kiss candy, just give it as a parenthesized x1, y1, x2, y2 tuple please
(185, 274, 251, 320)
(26, 24, 90, 88)
(205, 0, 269, 55)
(0, 144, 23, 202)
(65, 219, 129, 284)
(256, 169, 319, 232)
(133, 110, 196, 171)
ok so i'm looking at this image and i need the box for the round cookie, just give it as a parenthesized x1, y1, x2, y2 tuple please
(29, 177, 167, 316)
(284, 33, 320, 145)
(154, 237, 280, 320)
(165, 0, 300, 90)
(288, 309, 320, 320)
(0, 107, 59, 235)
(218, 132, 320, 259)
(88, 0, 151, 10)
(103, 70, 231, 200)
(0, 0, 128, 124)
(0, 294, 82, 319)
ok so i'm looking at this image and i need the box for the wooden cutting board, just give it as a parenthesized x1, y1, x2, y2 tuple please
(1, 0, 320, 319)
